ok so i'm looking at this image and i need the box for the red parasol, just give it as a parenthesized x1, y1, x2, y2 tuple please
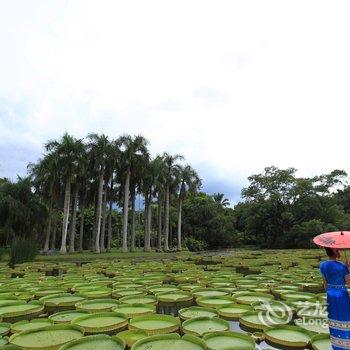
(313, 231, 350, 249)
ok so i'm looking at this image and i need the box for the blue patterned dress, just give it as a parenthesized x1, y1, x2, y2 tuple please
(320, 260, 350, 350)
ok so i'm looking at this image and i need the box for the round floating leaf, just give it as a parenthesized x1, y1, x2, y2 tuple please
(59, 334, 125, 350)
(182, 316, 230, 337)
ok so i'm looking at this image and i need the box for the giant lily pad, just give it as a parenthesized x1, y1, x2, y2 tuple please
(217, 304, 253, 320)
(117, 330, 148, 347)
(112, 304, 155, 318)
(179, 306, 218, 321)
(0, 323, 10, 336)
(196, 296, 234, 308)
(131, 333, 206, 350)
(239, 311, 288, 332)
(264, 324, 313, 348)
(192, 288, 230, 298)
(182, 317, 230, 337)
(9, 324, 84, 350)
(11, 319, 53, 333)
(72, 312, 128, 334)
(48, 311, 90, 324)
(39, 294, 85, 308)
(233, 292, 274, 305)
(75, 299, 119, 313)
(203, 331, 255, 350)
(59, 334, 125, 350)
(119, 295, 157, 305)
(128, 314, 180, 335)
(0, 302, 44, 322)
(311, 334, 331, 350)
(156, 291, 193, 303)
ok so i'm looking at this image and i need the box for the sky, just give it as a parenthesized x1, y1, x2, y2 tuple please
(1, 0, 350, 204)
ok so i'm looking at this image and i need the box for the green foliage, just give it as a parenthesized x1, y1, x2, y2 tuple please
(0, 177, 48, 244)
(235, 166, 350, 248)
(185, 236, 207, 251)
(9, 239, 38, 267)
(182, 192, 241, 249)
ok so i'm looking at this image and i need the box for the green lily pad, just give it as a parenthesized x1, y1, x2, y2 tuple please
(131, 334, 206, 350)
(196, 296, 234, 308)
(119, 295, 157, 305)
(59, 334, 125, 350)
(239, 311, 288, 331)
(0, 302, 44, 320)
(217, 304, 253, 320)
(0, 323, 10, 336)
(48, 311, 90, 324)
(264, 324, 313, 348)
(192, 288, 230, 298)
(117, 330, 148, 347)
(11, 319, 53, 333)
(75, 299, 120, 313)
(156, 291, 193, 303)
(72, 312, 128, 334)
(128, 314, 180, 335)
(234, 292, 274, 305)
(39, 293, 85, 308)
(112, 304, 155, 318)
(178, 306, 218, 320)
(9, 324, 84, 350)
(182, 317, 230, 337)
(311, 334, 331, 350)
(203, 331, 255, 350)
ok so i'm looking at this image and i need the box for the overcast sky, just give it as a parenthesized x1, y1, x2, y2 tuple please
(1, 0, 350, 204)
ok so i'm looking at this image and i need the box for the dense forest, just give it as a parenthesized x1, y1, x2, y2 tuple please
(1, 133, 350, 254)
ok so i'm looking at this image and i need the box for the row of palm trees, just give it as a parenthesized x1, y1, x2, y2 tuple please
(29, 133, 201, 254)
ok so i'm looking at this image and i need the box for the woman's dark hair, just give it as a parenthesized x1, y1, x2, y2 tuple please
(325, 247, 335, 257)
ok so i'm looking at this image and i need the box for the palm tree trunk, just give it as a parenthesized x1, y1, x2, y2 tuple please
(164, 183, 170, 251)
(78, 193, 85, 253)
(157, 198, 162, 251)
(107, 179, 113, 252)
(130, 192, 136, 252)
(145, 196, 152, 252)
(100, 186, 108, 252)
(122, 168, 131, 252)
(94, 170, 104, 253)
(91, 194, 98, 251)
(177, 198, 183, 251)
(69, 186, 79, 253)
(144, 197, 149, 251)
(60, 179, 71, 254)
(43, 188, 53, 253)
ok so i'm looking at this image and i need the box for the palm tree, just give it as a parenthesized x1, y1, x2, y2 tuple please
(117, 135, 149, 253)
(177, 165, 201, 250)
(28, 152, 60, 254)
(153, 156, 166, 251)
(141, 158, 161, 252)
(213, 193, 230, 207)
(87, 133, 112, 253)
(163, 153, 184, 251)
(45, 133, 85, 254)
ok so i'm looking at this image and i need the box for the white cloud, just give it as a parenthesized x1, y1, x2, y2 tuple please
(0, 0, 350, 202)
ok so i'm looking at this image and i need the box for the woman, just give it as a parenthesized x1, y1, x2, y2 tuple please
(320, 247, 350, 350)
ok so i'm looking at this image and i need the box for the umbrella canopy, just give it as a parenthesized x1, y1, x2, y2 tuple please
(313, 231, 350, 249)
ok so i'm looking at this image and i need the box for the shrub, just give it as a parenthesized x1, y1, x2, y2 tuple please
(9, 239, 38, 267)
(185, 236, 207, 252)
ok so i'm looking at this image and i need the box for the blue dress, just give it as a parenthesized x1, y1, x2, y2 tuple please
(320, 260, 350, 350)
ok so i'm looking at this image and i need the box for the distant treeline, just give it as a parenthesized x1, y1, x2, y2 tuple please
(1, 133, 349, 252)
